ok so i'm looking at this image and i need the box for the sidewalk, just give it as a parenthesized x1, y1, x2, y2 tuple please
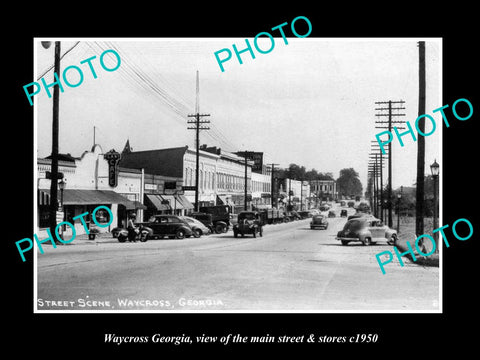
(66, 232, 119, 246)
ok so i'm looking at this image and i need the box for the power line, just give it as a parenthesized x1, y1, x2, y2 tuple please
(37, 41, 81, 80)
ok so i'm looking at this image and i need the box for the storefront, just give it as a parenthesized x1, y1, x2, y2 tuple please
(37, 144, 145, 236)
(144, 193, 194, 218)
(38, 189, 140, 236)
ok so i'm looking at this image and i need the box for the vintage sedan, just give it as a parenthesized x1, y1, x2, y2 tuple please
(336, 217, 397, 246)
(233, 211, 264, 238)
(310, 215, 329, 230)
(180, 216, 211, 237)
(138, 215, 193, 240)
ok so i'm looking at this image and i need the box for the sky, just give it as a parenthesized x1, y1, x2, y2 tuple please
(35, 38, 441, 191)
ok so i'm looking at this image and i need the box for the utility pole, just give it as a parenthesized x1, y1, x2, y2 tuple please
(368, 163, 377, 217)
(416, 41, 426, 236)
(375, 100, 405, 227)
(48, 41, 61, 240)
(237, 151, 254, 210)
(93, 125, 96, 147)
(371, 140, 388, 219)
(267, 163, 279, 208)
(288, 178, 292, 210)
(187, 71, 210, 212)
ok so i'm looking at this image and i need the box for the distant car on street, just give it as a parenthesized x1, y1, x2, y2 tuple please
(328, 210, 336, 218)
(233, 211, 264, 238)
(310, 215, 328, 230)
(335, 217, 397, 246)
(340, 209, 348, 217)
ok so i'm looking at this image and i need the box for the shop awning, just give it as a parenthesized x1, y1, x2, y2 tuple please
(40, 189, 137, 207)
(145, 194, 170, 211)
(217, 195, 227, 205)
(176, 194, 194, 210)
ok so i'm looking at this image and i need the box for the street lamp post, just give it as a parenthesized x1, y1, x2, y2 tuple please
(58, 179, 66, 239)
(430, 159, 440, 247)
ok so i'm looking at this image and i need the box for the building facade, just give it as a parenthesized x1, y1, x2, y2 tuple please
(37, 144, 145, 237)
(309, 179, 337, 202)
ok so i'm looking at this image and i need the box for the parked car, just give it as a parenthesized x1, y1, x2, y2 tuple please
(335, 217, 397, 246)
(328, 210, 336, 218)
(190, 212, 215, 233)
(180, 216, 211, 237)
(347, 201, 355, 208)
(310, 215, 328, 230)
(340, 201, 346, 207)
(233, 211, 264, 238)
(137, 215, 193, 240)
(340, 209, 348, 217)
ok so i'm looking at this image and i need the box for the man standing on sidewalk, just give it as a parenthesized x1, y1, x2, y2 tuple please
(127, 214, 137, 242)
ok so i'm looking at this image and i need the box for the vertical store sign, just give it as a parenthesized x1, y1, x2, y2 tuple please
(104, 149, 121, 187)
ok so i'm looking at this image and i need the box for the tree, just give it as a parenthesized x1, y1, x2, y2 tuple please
(286, 163, 306, 180)
(337, 168, 363, 197)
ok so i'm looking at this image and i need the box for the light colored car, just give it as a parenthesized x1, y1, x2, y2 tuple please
(335, 217, 397, 246)
(310, 215, 328, 230)
(181, 216, 211, 237)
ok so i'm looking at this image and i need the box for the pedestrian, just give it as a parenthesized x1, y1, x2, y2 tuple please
(127, 214, 137, 242)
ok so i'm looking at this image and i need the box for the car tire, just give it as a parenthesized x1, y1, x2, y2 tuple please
(341, 240, 348, 246)
(233, 230, 238, 238)
(215, 223, 226, 234)
(193, 229, 201, 238)
(253, 230, 256, 238)
(175, 230, 186, 239)
(118, 234, 127, 243)
(364, 237, 372, 246)
(140, 233, 149, 242)
(259, 227, 263, 237)
(388, 234, 398, 245)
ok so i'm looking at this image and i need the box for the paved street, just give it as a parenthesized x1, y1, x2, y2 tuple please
(37, 207, 439, 312)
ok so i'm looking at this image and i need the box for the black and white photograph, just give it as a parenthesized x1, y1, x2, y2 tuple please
(32, 37, 441, 312)
(7, 7, 479, 355)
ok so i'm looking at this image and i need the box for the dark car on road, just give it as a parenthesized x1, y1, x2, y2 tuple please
(139, 215, 193, 240)
(310, 215, 328, 230)
(335, 216, 397, 246)
(340, 209, 348, 217)
(233, 211, 264, 238)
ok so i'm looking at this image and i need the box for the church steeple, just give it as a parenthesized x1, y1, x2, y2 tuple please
(122, 139, 132, 155)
